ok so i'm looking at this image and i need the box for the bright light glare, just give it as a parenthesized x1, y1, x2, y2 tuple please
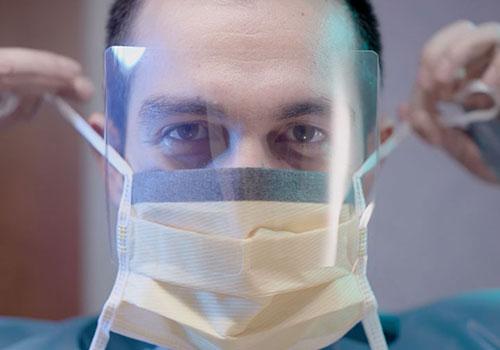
(111, 46, 146, 70)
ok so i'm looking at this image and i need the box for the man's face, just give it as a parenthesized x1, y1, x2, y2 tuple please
(120, 0, 361, 172)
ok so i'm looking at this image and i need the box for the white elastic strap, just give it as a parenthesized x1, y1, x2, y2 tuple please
(89, 268, 130, 350)
(357, 204, 388, 350)
(354, 202, 375, 278)
(359, 202, 375, 232)
(43, 94, 132, 177)
(351, 140, 380, 214)
(355, 200, 387, 349)
(362, 308, 388, 350)
(44, 94, 135, 349)
(89, 173, 133, 350)
(351, 121, 409, 215)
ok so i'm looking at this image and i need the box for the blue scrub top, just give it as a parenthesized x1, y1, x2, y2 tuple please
(1, 289, 499, 350)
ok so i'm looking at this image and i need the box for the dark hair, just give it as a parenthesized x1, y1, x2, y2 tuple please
(105, 0, 382, 152)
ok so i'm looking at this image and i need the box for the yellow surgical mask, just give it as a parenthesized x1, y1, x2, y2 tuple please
(87, 167, 387, 350)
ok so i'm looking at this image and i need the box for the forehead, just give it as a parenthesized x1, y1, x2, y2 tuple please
(124, 0, 360, 111)
(128, 0, 357, 58)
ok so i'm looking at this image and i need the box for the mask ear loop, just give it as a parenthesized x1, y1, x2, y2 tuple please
(345, 150, 389, 350)
(44, 94, 133, 350)
(43, 94, 132, 177)
(350, 157, 389, 350)
(89, 171, 132, 350)
(348, 143, 388, 350)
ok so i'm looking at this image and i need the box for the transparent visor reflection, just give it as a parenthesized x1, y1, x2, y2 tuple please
(106, 47, 379, 173)
(46, 47, 380, 272)
(103, 47, 379, 271)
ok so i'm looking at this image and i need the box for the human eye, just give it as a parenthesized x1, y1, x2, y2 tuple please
(157, 121, 229, 169)
(279, 124, 327, 144)
(162, 122, 209, 142)
(271, 123, 330, 171)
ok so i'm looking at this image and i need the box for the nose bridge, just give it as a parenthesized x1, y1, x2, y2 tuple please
(221, 134, 270, 168)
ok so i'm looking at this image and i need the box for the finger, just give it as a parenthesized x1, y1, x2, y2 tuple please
(410, 109, 444, 146)
(0, 73, 73, 93)
(407, 88, 444, 145)
(436, 22, 500, 85)
(58, 76, 94, 101)
(397, 103, 410, 122)
(0, 48, 82, 82)
(418, 20, 475, 91)
(3, 94, 43, 123)
(440, 127, 498, 183)
(449, 51, 496, 98)
(1, 73, 94, 101)
(463, 48, 495, 81)
(481, 48, 500, 89)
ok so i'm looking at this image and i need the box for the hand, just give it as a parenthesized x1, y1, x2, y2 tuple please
(400, 21, 500, 183)
(0, 47, 93, 126)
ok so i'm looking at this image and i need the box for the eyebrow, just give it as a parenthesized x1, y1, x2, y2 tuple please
(139, 96, 226, 124)
(279, 99, 330, 120)
(138, 95, 331, 125)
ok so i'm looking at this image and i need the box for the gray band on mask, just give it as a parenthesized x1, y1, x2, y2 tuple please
(132, 168, 328, 204)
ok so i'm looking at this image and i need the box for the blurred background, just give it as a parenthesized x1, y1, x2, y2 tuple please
(0, 0, 499, 321)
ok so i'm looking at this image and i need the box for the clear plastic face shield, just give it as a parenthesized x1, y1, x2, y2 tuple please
(41, 6, 389, 347)
(103, 45, 380, 272)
